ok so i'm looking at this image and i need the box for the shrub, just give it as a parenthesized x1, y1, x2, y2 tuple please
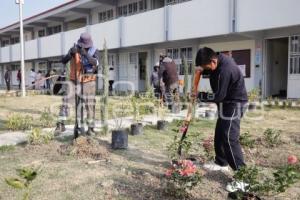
(240, 131, 256, 148)
(5, 167, 40, 200)
(28, 128, 54, 145)
(6, 114, 33, 131)
(165, 160, 202, 198)
(39, 107, 55, 128)
(263, 128, 281, 147)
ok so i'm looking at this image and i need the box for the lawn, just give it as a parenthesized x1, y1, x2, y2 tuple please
(0, 96, 300, 199)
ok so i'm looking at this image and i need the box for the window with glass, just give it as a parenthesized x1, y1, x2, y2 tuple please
(99, 9, 114, 22)
(38, 29, 45, 37)
(290, 36, 300, 74)
(167, 47, 193, 75)
(47, 25, 61, 35)
(11, 37, 20, 44)
(1, 40, 10, 47)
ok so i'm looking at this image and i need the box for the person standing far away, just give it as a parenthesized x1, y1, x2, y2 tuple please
(195, 47, 249, 193)
(158, 55, 179, 110)
(108, 67, 115, 95)
(17, 69, 21, 90)
(29, 69, 36, 90)
(150, 63, 160, 98)
(4, 68, 11, 92)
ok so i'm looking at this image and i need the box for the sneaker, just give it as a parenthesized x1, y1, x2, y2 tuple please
(54, 122, 66, 136)
(203, 162, 230, 172)
(226, 181, 249, 193)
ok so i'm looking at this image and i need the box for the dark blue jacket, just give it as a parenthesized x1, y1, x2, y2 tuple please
(200, 54, 248, 104)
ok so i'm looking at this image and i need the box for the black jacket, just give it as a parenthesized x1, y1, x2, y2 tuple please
(200, 54, 248, 104)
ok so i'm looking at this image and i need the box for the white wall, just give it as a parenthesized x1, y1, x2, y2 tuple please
(122, 8, 165, 47)
(11, 44, 20, 62)
(1, 46, 10, 63)
(40, 33, 62, 58)
(25, 40, 38, 60)
(90, 19, 120, 50)
(236, 0, 300, 32)
(199, 40, 256, 92)
(169, 0, 230, 41)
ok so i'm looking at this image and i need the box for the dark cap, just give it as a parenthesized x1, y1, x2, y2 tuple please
(77, 32, 93, 48)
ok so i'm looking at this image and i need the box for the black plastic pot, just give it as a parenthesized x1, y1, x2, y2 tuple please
(111, 129, 128, 149)
(130, 123, 143, 135)
(157, 120, 167, 130)
(205, 110, 216, 120)
(228, 192, 261, 200)
(248, 102, 257, 111)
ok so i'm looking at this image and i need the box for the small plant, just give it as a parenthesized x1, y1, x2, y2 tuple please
(0, 145, 15, 153)
(131, 96, 142, 123)
(112, 99, 131, 130)
(39, 107, 55, 128)
(5, 167, 40, 200)
(274, 98, 280, 107)
(248, 88, 260, 102)
(28, 128, 54, 145)
(263, 128, 281, 147)
(266, 96, 273, 107)
(240, 131, 256, 148)
(202, 137, 214, 160)
(167, 135, 193, 161)
(6, 114, 33, 131)
(165, 160, 202, 198)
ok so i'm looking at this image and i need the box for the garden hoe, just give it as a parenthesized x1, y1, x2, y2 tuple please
(73, 45, 85, 139)
(177, 69, 202, 157)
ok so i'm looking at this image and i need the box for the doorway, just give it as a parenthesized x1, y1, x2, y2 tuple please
(138, 52, 148, 92)
(265, 38, 289, 98)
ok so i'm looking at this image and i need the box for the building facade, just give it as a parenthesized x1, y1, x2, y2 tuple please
(0, 0, 300, 98)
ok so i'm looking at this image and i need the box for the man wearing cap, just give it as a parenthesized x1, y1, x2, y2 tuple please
(55, 32, 99, 136)
(158, 55, 179, 109)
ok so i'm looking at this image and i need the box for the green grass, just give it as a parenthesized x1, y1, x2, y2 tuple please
(0, 145, 15, 153)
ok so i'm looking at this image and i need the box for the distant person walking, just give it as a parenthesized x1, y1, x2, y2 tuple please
(17, 70, 21, 89)
(29, 69, 36, 89)
(109, 67, 115, 94)
(4, 69, 11, 92)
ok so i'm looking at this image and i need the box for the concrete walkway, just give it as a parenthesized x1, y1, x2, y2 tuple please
(0, 105, 216, 147)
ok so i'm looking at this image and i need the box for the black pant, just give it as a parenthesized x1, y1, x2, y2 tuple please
(5, 81, 10, 91)
(214, 102, 247, 171)
(109, 80, 114, 92)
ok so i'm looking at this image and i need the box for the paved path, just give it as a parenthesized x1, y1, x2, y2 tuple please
(0, 105, 216, 147)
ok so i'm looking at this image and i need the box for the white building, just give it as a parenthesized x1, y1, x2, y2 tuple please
(0, 0, 300, 98)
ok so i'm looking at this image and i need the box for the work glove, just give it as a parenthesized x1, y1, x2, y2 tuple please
(69, 46, 78, 56)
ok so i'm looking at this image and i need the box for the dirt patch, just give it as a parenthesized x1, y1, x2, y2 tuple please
(59, 136, 109, 160)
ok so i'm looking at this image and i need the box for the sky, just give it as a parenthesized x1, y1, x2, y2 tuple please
(0, 0, 68, 29)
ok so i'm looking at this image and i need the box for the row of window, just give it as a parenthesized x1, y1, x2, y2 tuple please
(165, 0, 191, 5)
(167, 47, 193, 75)
(117, 0, 147, 17)
(1, 37, 20, 47)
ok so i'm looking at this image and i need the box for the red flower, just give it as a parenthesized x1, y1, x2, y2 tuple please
(180, 126, 188, 133)
(165, 169, 174, 177)
(287, 155, 298, 165)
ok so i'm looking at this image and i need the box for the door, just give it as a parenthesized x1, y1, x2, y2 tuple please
(118, 52, 138, 91)
(138, 52, 148, 92)
(265, 38, 288, 98)
(287, 36, 300, 98)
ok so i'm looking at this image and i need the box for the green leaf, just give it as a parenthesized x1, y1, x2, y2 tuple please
(5, 178, 26, 189)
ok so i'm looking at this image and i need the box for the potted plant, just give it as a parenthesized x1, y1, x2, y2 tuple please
(157, 99, 168, 131)
(130, 96, 143, 136)
(248, 88, 260, 111)
(205, 109, 216, 120)
(111, 99, 130, 149)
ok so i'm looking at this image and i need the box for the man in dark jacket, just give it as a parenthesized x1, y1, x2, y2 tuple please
(4, 69, 11, 92)
(159, 56, 179, 109)
(55, 32, 99, 136)
(195, 47, 248, 192)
